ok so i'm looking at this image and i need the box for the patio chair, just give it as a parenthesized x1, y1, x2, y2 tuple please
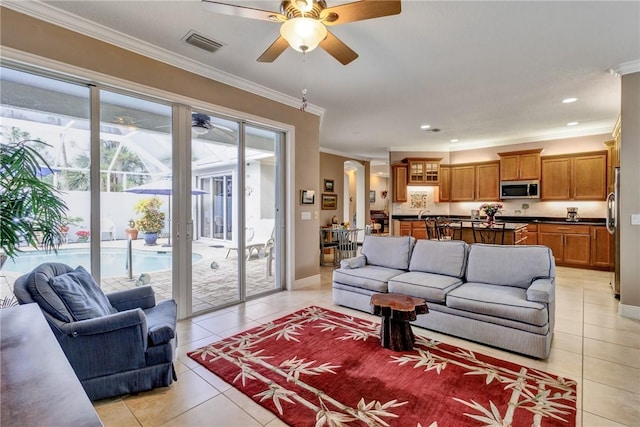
(13, 262, 178, 400)
(101, 218, 116, 240)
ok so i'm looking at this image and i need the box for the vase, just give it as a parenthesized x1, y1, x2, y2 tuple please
(486, 214, 495, 226)
(126, 228, 139, 240)
(143, 232, 158, 246)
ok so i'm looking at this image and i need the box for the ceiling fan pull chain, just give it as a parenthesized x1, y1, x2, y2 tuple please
(300, 52, 308, 112)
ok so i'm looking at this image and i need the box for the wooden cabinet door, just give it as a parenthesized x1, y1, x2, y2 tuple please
(564, 234, 591, 266)
(392, 164, 408, 202)
(399, 222, 412, 236)
(541, 157, 571, 200)
(499, 155, 519, 181)
(451, 165, 476, 201)
(476, 162, 500, 200)
(439, 166, 451, 202)
(518, 153, 541, 180)
(526, 224, 538, 245)
(574, 153, 607, 200)
(590, 226, 613, 268)
(408, 160, 425, 184)
(538, 233, 565, 263)
(411, 221, 427, 240)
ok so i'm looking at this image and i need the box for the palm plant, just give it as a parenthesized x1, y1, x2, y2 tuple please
(0, 139, 68, 259)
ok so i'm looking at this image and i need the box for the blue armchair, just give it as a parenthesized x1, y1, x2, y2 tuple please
(13, 263, 177, 401)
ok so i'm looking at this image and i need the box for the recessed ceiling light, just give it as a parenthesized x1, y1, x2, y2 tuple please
(450, 139, 459, 143)
(567, 121, 579, 126)
(420, 124, 430, 130)
(562, 97, 578, 104)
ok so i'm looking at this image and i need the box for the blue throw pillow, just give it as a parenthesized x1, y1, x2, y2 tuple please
(48, 266, 117, 321)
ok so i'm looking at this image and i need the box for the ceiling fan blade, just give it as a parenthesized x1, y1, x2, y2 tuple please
(320, 31, 359, 65)
(201, 1, 286, 22)
(321, 0, 401, 26)
(257, 36, 290, 62)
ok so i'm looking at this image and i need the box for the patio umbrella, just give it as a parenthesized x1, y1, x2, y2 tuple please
(125, 178, 208, 246)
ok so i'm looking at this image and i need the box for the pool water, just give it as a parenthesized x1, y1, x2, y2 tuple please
(2, 248, 202, 277)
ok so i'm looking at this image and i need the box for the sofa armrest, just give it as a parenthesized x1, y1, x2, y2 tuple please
(527, 278, 554, 303)
(340, 255, 367, 269)
(58, 309, 148, 379)
(107, 285, 156, 311)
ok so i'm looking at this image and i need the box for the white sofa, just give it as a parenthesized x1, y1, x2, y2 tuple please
(332, 236, 556, 359)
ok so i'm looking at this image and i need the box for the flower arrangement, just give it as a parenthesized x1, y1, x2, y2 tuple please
(479, 202, 503, 217)
(381, 190, 388, 199)
(134, 197, 165, 234)
(75, 230, 90, 242)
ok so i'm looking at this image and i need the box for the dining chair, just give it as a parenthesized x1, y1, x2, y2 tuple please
(336, 228, 360, 262)
(320, 228, 339, 266)
(471, 221, 506, 244)
(424, 217, 439, 240)
(436, 218, 463, 240)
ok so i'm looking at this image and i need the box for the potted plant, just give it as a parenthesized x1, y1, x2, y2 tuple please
(125, 219, 139, 240)
(0, 139, 68, 263)
(133, 197, 165, 245)
(75, 230, 90, 243)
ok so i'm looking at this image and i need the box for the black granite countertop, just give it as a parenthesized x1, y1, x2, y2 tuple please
(391, 215, 606, 226)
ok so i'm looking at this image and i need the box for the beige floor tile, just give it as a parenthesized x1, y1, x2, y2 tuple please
(160, 394, 262, 427)
(123, 370, 220, 426)
(583, 338, 640, 368)
(554, 315, 583, 336)
(175, 319, 218, 346)
(582, 379, 640, 426)
(584, 323, 640, 349)
(196, 310, 254, 334)
(582, 411, 630, 427)
(583, 356, 640, 394)
(93, 399, 141, 427)
(224, 386, 279, 425)
(192, 365, 233, 392)
(551, 330, 583, 354)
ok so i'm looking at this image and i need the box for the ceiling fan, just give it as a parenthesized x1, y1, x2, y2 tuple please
(201, 0, 401, 65)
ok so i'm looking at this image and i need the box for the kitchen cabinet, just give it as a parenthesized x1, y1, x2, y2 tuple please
(398, 221, 412, 236)
(405, 158, 441, 185)
(450, 165, 475, 201)
(498, 149, 542, 181)
(590, 226, 613, 268)
(538, 224, 590, 267)
(514, 226, 528, 245)
(540, 151, 607, 201)
(394, 220, 427, 239)
(438, 166, 451, 202)
(411, 221, 428, 240)
(476, 162, 500, 200)
(526, 223, 538, 245)
(450, 162, 499, 202)
(392, 163, 408, 202)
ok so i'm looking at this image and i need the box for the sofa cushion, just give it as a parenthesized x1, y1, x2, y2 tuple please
(333, 265, 406, 293)
(408, 240, 468, 278)
(361, 236, 415, 270)
(26, 263, 76, 322)
(48, 266, 117, 321)
(466, 244, 555, 289)
(388, 272, 463, 303)
(446, 282, 548, 326)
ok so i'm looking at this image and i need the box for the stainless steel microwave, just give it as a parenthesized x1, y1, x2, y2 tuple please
(500, 180, 540, 199)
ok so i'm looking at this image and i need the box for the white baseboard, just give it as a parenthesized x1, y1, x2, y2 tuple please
(290, 274, 321, 290)
(619, 303, 640, 320)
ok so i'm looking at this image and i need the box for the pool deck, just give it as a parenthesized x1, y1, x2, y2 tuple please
(0, 237, 277, 315)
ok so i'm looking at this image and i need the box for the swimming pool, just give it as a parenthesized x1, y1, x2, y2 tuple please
(2, 248, 203, 277)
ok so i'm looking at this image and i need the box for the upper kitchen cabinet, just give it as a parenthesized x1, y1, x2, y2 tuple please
(405, 158, 442, 185)
(450, 162, 499, 202)
(476, 161, 500, 200)
(498, 149, 542, 181)
(392, 163, 408, 203)
(438, 165, 451, 202)
(450, 164, 476, 201)
(541, 151, 607, 200)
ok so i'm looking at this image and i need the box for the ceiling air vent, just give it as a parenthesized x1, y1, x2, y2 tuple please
(184, 31, 224, 53)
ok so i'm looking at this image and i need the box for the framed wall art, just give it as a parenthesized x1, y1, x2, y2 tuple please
(323, 179, 334, 192)
(321, 193, 338, 210)
(300, 189, 315, 205)
(369, 190, 376, 203)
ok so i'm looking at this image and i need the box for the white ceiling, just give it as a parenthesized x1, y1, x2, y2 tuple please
(6, 1, 640, 163)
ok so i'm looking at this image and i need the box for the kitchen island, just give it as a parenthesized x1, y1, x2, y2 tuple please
(393, 218, 528, 245)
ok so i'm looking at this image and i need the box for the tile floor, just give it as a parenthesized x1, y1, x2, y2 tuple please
(93, 266, 639, 426)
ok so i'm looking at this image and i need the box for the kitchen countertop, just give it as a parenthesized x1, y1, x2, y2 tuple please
(391, 215, 606, 226)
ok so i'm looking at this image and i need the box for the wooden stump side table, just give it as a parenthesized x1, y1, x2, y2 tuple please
(371, 293, 428, 351)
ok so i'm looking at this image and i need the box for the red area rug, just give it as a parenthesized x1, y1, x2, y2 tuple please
(188, 306, 576, 426)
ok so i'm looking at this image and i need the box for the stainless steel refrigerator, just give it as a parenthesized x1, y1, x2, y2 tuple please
(606, 167, 620, 298)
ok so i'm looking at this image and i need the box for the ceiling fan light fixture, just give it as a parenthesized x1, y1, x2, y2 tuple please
(280, 17, 327, 53)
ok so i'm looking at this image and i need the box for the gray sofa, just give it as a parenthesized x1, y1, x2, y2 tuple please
(332, 236, 556, 359)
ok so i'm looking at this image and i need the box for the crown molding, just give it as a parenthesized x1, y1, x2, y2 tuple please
(2, 1, 326, 118)
(610, 60, 640, 77)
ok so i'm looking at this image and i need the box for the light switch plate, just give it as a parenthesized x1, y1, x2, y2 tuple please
(301, 212, 311, 220)
(631, 214, 640, 225)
